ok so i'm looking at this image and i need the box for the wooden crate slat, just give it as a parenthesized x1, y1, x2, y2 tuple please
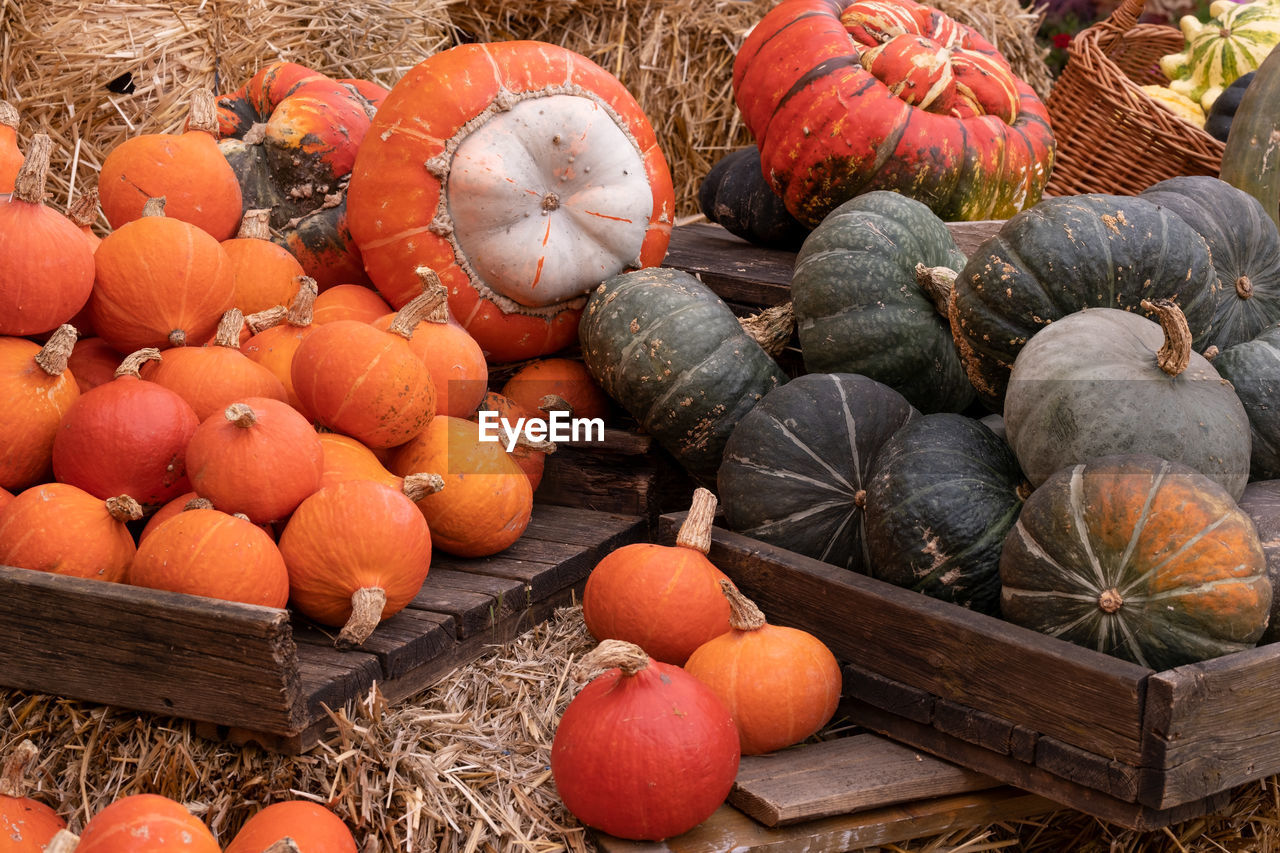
(408, 572, 525, 640)
(290, 609, 457, 681)
(591, 788, 1054, 853)
(520, 504, 647, 548)
(730, 734, 998, 827)
(663, 222, 794, 307)
(0, 565, 302, 733)
(657, 516, 1151, 764)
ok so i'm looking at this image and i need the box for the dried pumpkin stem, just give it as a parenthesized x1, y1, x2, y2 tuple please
(66, 188, 100, 229)
(0, 739, 38, 797)
(721, 578, 765, 631)
(236, 208, 273, 240)
(43, 829, 80, 853)
(214, 308, 246, 348)
(337, 587, 388, 649)
(515, 433, 556, 453)
(915, 263, 958, 317)
(35, 324, 77, 376)
(738, 302, 795, 358)
(1236, 275, 1254, 300)
(12, 133, 52, 205)
(264, 839, 303, 853)
(115, 347, 162, 379)
(0, 100, 17, 129)
(402, 472, 446, 502)
(225, 402, 258, 428)
(1099, 588, 1124, 614)
(391, 286, 449, 339)
(183, 497, 215, 511)
(1139, 298, 1192, 377)
(141, 196, 167, 217)
(676, 487, 717, 553)
(539, 394, 574, 416)
(414, 267, 452, 324)
(284, 277, 319, 326)
(577, 638, 651, 679)
(187, 88, 221, 136)
(105, 495, 144, 524)
(246, 305, 288, 334)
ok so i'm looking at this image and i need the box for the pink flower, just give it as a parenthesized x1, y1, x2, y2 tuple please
(1052, 32, 1072, 49)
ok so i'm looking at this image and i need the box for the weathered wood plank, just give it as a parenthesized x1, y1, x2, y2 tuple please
(591, 788, 1054, 853)
(663, 222, 794, 307)
(1035, 736, 1141, 803)
(657, 516, 1151, 764)
(537, 443, 694, 522)
(520, 504, 648, 548)
(290, 609, 457, 682)
(730, 734, 998, 827)
(1139, 643, 1280, 809)
(843, 664, 935, 725)
(408, 571, 525, 640)
(0, 565, 303, 733)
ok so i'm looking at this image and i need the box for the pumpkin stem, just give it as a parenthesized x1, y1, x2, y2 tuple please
(284, 277, 320, 327)
(739, 303, 795, 358)
(168, 328, 188, 348)
(539, 394, 574, 417)
(1204, 345, 1220, 361)
(414, 267, 452, 324)
(66, 187, 100, 229)
(915, 263, 958, 317)
(236, 208, 273, 240)
(246, 305, 288, 334)
(0, 100, 17, 129)
(225, 402, 258, 429)
(854, 489, 867, 509)
(105, 495, 144, 524)
(34, 324, 78, 377)
(721, 578, 765, 631)
(213, 308, 247, 349)
(141, 197, 167, 218)
(516, 433, 557, 453)
(1098, 587, 1124, 614)
(576, 638, 651, 680)
(402, 472, 446, 502)
(1139, 298, 1192, 377)
(183, 497, 215, 511)
(115, 347, 162, 379)
(676, 487, 718, 554)
(186, 88, 221, 136)
(390, 287, 448, 340)
(337, 587, 388, 649)
(1236, 275, 1254, 300)
(264, 839, 303, 853)
(43, 829, 80, 853)
(12, 133, 52, 205)
(0, 739, 37, 797)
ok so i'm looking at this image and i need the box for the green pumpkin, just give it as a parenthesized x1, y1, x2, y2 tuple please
(1004, 301, 1251, 499)
(949, 193, 1219, 410)
(863, 413, 1029, 615)
(1140, 175, 1280, 351)
(1210, 324, 1280, 480)
(791, 190, 973, 414)
(578, 267, 787, 484)
(1238, 479, 1280, 644)
(717, 373, 917, 572)
(1001, 454, 1271, 670)
(1220, 45, 1280, 233)
(698, 146, 810, 250)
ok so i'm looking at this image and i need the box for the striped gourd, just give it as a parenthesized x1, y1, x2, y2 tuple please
(1160, 0, 1280, 110)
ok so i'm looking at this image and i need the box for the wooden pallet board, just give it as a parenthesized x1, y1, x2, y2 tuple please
(1, 504, 644, 754)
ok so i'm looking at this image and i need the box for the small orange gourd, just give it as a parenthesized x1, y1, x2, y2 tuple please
(185, 397, 323, 524)
(582, 488, 733, 665)
(221, 209, 307, 315)
(0, 100, 22, 193)
(279, 478, 434, 648)
(223, 800, 358, 853)
(685, 580, 842, 755)
(501, 356, 610, 421)
(129, 506, 290, 608)
(97, 90, 243, 240)
(242, 278, 320, 413)
(0, 740, 66, 853)
(312, 283, 391, 325)
(0, 325, 80, 491)
(74, 792, 221, 853)
(470, 390, 563, 491)
(66, 336, 123, 394)
(317, 432, 402, 491)
(0, 484, 142, 583)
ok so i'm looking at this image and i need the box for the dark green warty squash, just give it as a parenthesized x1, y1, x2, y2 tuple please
(579, 267, 787, 484)
(717, 373, 917, 573)
(1210, 324, 1280, 481)
(1220, 47, 1280, 233)
(1205, 71, 1253, 142)
(791, 190, 974, 414)
(863, 412, 1029, 615)
(1004, 300, 1251, 500)
(1139, 175, 1280, 351)
(949, 193, 1219, 410)
(1001, 454, 1271, 670)
(1238, 478, 1280, 644)
(697, 146, 810, 250)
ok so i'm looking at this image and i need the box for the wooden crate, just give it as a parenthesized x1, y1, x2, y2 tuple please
(0, 504, 644, 754)
(656, 515, 1263, 831)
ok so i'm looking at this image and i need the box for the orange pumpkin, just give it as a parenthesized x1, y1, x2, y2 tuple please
(66, 336, 124, 394)
(684, 580, 842, 754)
(0, 326, 80, 491)
(279, 478, 433, 647)
(74, 793, 221, 853)
(221, 209, 308, 315)
(0, 100, 21, 193)
(317, 432, 403, 491)
(0, 740, 66, 853)
(242, 278, 319, 413)
(0, 135, 96, 337)
(582, 487, 733, 665)
(130, 506, 290, 608)
(0, 483, 142, 583)
(389, 416, 533, 557)
(185, 397, 323, 524)
(90, 197, 237, 352)
(500, 357, 610, 421)
(223, 800, 358, 853)
(312, 283, 391, 325)
(97, 90, 243, 240)
(470, 390, 561, 491)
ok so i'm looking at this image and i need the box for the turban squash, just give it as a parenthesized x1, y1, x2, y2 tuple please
(732, 0, 1055, 226)
(348, 41, 675, 363)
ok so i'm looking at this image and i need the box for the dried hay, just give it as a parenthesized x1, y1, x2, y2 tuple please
(2, 0, 1050, 221)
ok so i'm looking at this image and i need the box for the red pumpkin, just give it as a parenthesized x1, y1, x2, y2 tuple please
(0, 740, 66, 853)
(732, 0, 1054, 225)
(550, 639, 741, 841)
(0, 326, 81, 491)
(347, 41, 674, 363)
(51, 348, 200, 511)
(74, 793, 220, 853)
(216, 62, 387, 288)
(0, 100, 21, 193)
(66, 336, 124, 394)
(221, 209, 308, 315)
(0, 483, 142, 583)
(279, 478, 433, 648)
(223, 800, 358, 853)
(98, 90, 243, 240)
(0, 134, 96, 337)
(582, 488, 733, 665)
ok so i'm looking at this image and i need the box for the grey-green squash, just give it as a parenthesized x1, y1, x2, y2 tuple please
(1238, 478, 1280, 644)
(1210, 324, 1280, 481)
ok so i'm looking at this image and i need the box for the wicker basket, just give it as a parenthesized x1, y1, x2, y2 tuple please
(1044, 0, 1225, 197)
